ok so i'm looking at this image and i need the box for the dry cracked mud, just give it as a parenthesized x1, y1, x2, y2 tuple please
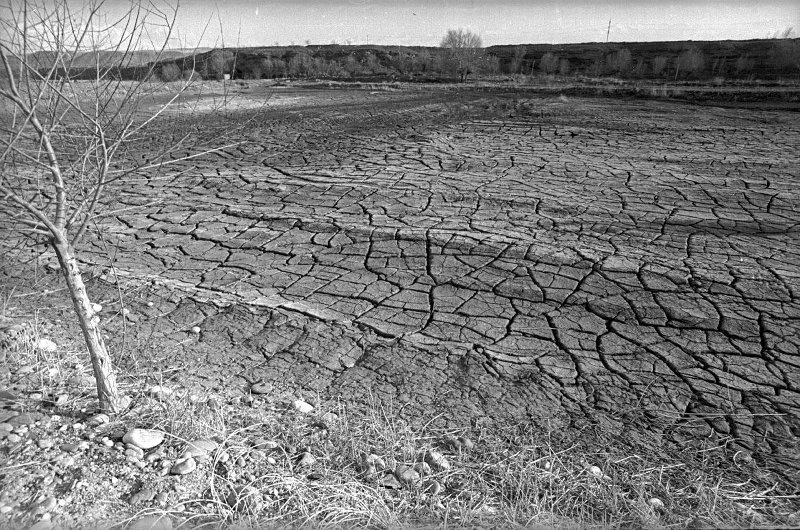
(75, 88, 799, 469)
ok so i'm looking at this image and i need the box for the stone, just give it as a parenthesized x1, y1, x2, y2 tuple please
(60, 443, 80, 453)
(457, 436, 475, 451)
(295, 452, 316, 469)
(170, 457, 197, 475)
(35, 338, 57, 352)
(424, 450, 450, 471)
(293, 399, 314, 414)
(251, 438, 278, 451)
(129, 487, 156, 505)
(179, 438, 218, 459)
(38, 439, 54, 449)
(226, 485, 262, 513)
(32, 495, 57, 514)
(250, 382, 272, 395)
(0, 422, 13, 432)
(6, 433, 21, 443)
(125, 445, 145, 459)
(9, 412, 36, 426)
(129, 515, 173, 530)
(146, 385, 173, 399)
(191, 326, 201, 334)
(88, 413, 110, 427)
(413, 461, 432, 476)
(91, 303, 103, 313)
(379, 473, 402, 489)
(122, 428, 164, 450)
(649, 497, 665, 510)
(424, 479, 443, 495)
(320, 411, 339, 424)
(394, 464, 420, 485)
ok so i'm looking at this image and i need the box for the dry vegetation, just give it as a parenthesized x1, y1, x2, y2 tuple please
(1, 269, 799, 529)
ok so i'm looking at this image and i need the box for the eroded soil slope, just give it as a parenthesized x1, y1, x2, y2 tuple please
(80, 88, 799, 465)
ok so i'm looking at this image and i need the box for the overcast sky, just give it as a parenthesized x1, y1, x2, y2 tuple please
(107, 0, 799, 48)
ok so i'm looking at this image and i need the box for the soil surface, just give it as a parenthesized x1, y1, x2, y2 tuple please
(56, 87, 800, 471)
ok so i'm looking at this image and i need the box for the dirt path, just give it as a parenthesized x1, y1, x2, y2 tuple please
(76, 88, 799, 464)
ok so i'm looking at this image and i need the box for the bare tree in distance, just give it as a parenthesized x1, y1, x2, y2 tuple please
(440, 28, 483, 82)
(0, 0, 239, 413)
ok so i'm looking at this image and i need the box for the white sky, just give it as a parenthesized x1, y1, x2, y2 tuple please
(95, 0, 800, 48)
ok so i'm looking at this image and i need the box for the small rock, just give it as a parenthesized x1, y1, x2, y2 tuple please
(649, 497, 665, 510)
(170, 457, 197, 475)
(190, 326, 201, 334)
(295, 451, 316, 469)
(0, 422, 13, 432)
(414, 461, 432, 476)
(129, 487, 156, 505)
(394, 464, 420, 485)
(9, 412, 36, 426)
(179, 438, 217, 459)
(424, 479, 443, 495)
(0, 505, 11, 514)
(60, 443, 80, 453)
(252, 438, 278, 451)
(87, 413, 109, 427)
(226, 485, 262, 513)
(457, 436, 474, 451)
(129, 515, 173, 530)
(588, 465, 610, 480)
(91, 303, 103, 313)
(102, 438, 114, 448)
(125, 446, 145, 460)
(250, 382, 272, 395)
(35, 338, 58, 352)
(362, 453, 387, 472)
(424, 450, 451, 471)
(6, 433, 21, 443)
(379, 473, 402, 489)
(293, 399, 314, 414)
(155, 491, 168, 506)
(33, 495, 57, 514)
(147, 301, 154, 307)
(122, 428, 164, 450)
(320, 411, 338, 423)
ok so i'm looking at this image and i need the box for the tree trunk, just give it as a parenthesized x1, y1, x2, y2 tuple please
(52, 235, 122, 413)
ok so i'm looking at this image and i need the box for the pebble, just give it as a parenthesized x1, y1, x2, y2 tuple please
(87, 413, 109, 427)
(0, 422, 12, 432)
(91, 303, 103, 313)
(0, 505, 11, 514)
(250, 382, 272, 395)
(190, 326, 201, 334)
(394, 464, 420, 485)
(649, 497, 665, 510)
(102, 438, 114, 448)
(414, 461, 432, 476)
(125, 446, 145, 460)
(146, 386, 173, 399)
(9, 412, 35, 426)
(252, 438, 278, 451)
(6, 433, 21, 443)
(170, 457, 197, 475)
(60, 443, 80, 453)
(424, 479, 443, 495)
(129, 487, 156, 505)
(424, 450, 451, 471)
(155, 491, 169, 506)
(320, 411, 338, 424)
(295, 452, 316, 469)
(179, 438, 217, 459)
(122, 428, 164, 450)
(379, 473, 402, 489)
(33, 495, 57, 514)
(293, 399, 314, 414)
(35, 338, 58, 352)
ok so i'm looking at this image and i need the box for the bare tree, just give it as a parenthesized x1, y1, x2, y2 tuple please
(440, 28, 483, 82)
(0, 0, 213, 412)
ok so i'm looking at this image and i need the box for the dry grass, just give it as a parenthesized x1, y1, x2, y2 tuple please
(2, 273, 799, 530)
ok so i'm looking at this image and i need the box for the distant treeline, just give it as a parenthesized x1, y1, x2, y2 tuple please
(12, 38, 800, 83)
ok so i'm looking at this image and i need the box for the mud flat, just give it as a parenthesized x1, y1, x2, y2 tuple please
(72, 87, 799, 468)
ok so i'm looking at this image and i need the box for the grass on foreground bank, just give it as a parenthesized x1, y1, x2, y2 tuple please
(1, 282, 799, 529)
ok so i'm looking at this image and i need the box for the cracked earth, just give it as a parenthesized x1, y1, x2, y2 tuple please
(77, 88, 799, 465)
